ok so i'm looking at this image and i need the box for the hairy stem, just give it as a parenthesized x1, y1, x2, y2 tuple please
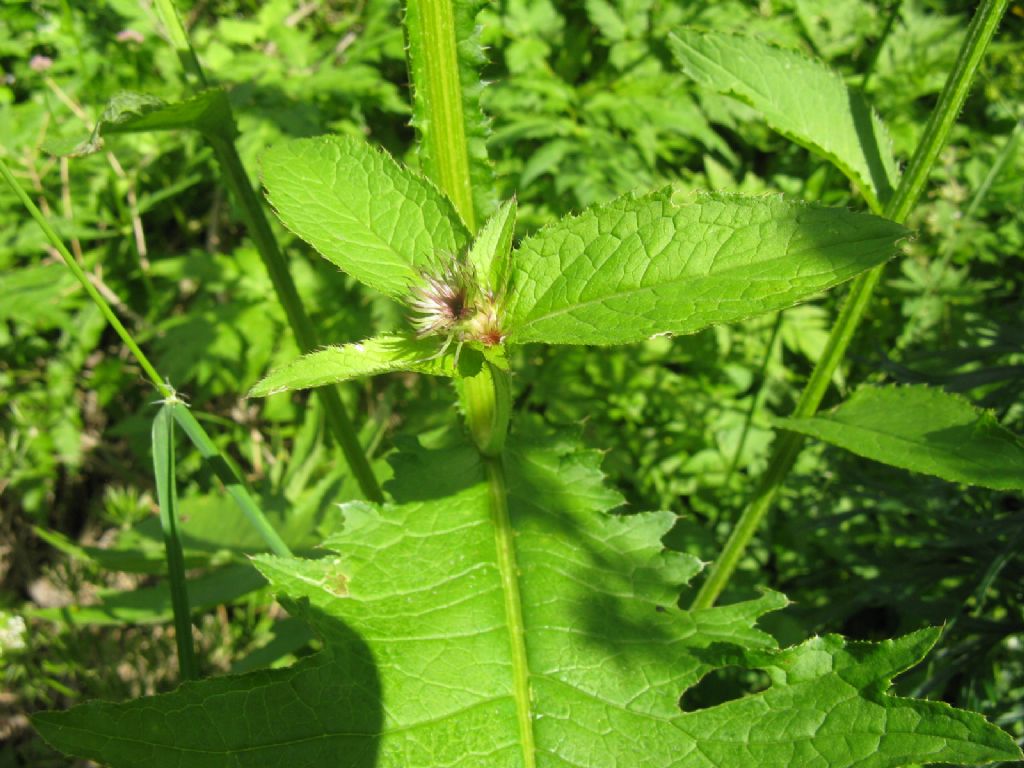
(405, 0, 478, 230)
(692, 0, 1010, 610)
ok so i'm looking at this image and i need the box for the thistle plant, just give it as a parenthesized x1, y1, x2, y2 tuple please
(16, 0, 1024, 766)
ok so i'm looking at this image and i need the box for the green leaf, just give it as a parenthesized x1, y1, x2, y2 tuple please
(151, 403, 198, 679)
(502, 190, 907, 345)
(467, 197, 517, 297)
(50, 90, 236, 157)
(248, 334, 479, 397)
(261, 135, 471, 298)
(775, 384, 1024, 490)
(670, 29, 900, 212)
(33, 435, 1020, 767)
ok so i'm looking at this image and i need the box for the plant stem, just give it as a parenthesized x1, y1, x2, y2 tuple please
(152, 404, 199, 681)
(404, 0, 531, 757)
(404, 0, 478, 231)
(153, 0, 207, 87)
(691, 0, 1010, 610)
(154, 1, 384, 504)
(1, 157, 292, 559)
(206, 137, 384, 504)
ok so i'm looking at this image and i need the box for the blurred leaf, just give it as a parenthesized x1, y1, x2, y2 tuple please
(776, 385, 1024, 490)
(670, 29, 899, 211)
(48, 89, 236, 157)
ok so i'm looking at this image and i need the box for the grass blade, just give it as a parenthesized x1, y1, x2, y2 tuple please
(152, 404, 199, 681)
(169, 404, 292, 558)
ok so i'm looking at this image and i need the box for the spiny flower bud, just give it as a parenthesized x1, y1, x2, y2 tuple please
(408, 255, 505, 346)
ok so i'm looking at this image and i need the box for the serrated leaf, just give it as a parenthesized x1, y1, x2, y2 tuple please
(261, 136, 471, 298)
(248, 334, 478, 397)
(502, 191, 907, 345)
(670, 29, 900, 212)
(33, 435, 1020, 767)
(775, 384, 1024, 490)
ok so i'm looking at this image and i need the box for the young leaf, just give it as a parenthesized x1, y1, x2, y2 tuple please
(467, 197, 517, 297)
(670, 29, 900, 212)
(775, 384, 1024, 490)
(261, 135, 471, 299)
(33, 435, 1020, 767)
(502, 190, 907, 345)
(248, 334, 477, 397)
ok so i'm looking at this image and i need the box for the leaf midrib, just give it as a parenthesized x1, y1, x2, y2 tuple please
(485, 456, 537, 767)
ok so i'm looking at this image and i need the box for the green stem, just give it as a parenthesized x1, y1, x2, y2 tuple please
(154, 2, 384, 504)
(152, 405, 199, 681)
(692, 0, 1010, 610)
(404, 0, 531, 758)
(1, 157, 292, 559)
(206, 137, 384, 503)
(153, 0, 207, 87)
(460, 362, 511, 456)
(405, 0, 477, 231)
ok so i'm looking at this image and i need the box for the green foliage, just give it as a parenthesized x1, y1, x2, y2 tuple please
(249, 335, 470, 396)
(3, 0, 1023, 765)
(261, 136, 470, 298)
(670, 28, 900, 212)
(32, 434, 1020, 766)
(504, 191, 906, 345)
(776, 384, 1024, 490)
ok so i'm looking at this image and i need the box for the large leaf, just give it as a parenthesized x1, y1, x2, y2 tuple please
(261, 135, 471, 298)
(670, 29, 900, 212)
(34, 434, 1019, 766)
(502, 190, 906, 345)
(775, 384, 1024, 490)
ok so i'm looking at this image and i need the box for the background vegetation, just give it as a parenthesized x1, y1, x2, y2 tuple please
(1, 0, 1022, 764)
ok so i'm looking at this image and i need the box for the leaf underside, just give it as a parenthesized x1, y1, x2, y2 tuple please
(33, 433, 1020, 767)
(502, 190, 907, 345)
(775, 384, 1024, 490)
(670, 29, 900, 212)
